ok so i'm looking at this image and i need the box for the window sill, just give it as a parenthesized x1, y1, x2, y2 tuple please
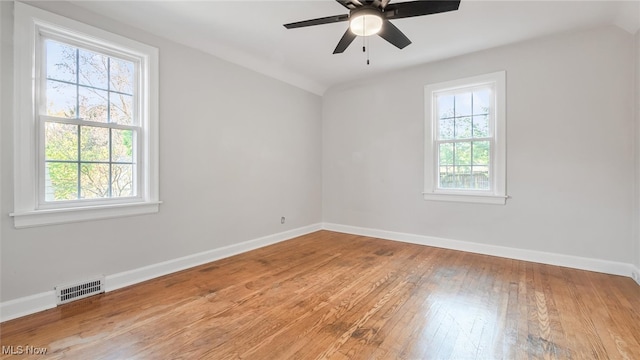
(10, 201, 162, 229)
(423, 192, 507, 205)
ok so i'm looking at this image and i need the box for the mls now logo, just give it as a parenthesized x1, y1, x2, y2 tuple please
(2, 345, 48, 355)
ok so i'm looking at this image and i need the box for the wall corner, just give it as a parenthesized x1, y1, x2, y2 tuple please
(634, 29, 640, 269)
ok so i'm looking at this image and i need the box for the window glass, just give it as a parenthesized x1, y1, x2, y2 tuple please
(434, 86, 493, 191)
(43, 38, 137, 202)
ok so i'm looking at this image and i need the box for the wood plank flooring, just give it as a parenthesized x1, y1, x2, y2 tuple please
(1, 230, 639, 359)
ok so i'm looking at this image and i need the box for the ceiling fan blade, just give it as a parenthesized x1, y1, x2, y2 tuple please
(333, 29, 358, 54)
(384, 0, 461, 19)
(335, 0, 363, 9)
(378, 20, 411, 49)
(284, 14, 349, 29)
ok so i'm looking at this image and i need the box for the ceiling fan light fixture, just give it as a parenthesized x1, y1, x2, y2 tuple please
(349, 8, 383, 36)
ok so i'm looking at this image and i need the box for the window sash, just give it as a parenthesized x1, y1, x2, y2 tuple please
(434, 86, 496, 140)
(36, 33, 142, 207)
(434, 138, 494, 192)
(432, 85, 496, 193)
(38, 117, 141, 207)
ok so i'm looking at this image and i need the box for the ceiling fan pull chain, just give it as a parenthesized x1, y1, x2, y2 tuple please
(366, 36, 371, 65)
(360, 20, 369, 66)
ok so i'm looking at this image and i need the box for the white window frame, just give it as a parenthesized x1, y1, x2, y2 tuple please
(11, 3, 160, 228)
(423, 71, 506, 205)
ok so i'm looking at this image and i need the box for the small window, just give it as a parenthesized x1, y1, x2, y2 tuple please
(424, 71, 506, 204)
(12, 3, 160, 228)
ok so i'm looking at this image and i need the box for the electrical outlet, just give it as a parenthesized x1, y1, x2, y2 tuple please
(281, 216, 285, 224)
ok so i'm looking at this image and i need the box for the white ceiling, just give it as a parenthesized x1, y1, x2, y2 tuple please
(70, 0, 640, 95)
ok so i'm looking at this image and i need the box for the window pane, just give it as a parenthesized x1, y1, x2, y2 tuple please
(453, 166, 468, 189)
(112, 164, 133, 197)
(439, 167, 455, 189)
(45, 162, 78, 201)
(80, 126, 109, 161)
(46, 80, 77, 118)
(437, 94, 454, 119)
(438, 143, 453, 165)
(78, 48, 108, 90)
(454, 92, 472, 117)
(110, 58, 135, 95)
(79, 87, 108, 122)
(472, 115, 489, 138)
(472, 141, 490, 165)
(454, 117, 472, 139)
(45, 122, 78, 161)
(112, 129, 134, 162)
(110, 93, 133, 125)
(439, 118, 454, 140)
(454, 142, 471, 165)
(80, 163, 110, 198)
(45, 39, 76, 83)
(472, 165, 490, 190)
(454, 165, 472, 189)
(473, 88, 490, 115)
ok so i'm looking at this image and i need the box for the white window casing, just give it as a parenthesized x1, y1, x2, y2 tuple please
(424, 71, 507, 205)
(11, 3, 160, 228)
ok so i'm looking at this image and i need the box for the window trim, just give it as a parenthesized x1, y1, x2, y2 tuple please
(423, 71, 507, 205)
(11, 2, 160, 228)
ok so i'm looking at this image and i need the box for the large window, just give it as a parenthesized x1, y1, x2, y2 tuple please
(424, 71, 506, 204)
(12, 3, 160, 228)
(44, 38, 137, 202)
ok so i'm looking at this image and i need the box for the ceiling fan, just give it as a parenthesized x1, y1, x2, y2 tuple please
(283, 0, 461, 54)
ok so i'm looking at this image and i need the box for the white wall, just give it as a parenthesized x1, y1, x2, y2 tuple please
(0, 1, 322, 302)
(323, 26, 636, 264)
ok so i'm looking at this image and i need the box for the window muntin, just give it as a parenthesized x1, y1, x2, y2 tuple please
(424, 71, 506, 204)
(41, 37, 139, 204)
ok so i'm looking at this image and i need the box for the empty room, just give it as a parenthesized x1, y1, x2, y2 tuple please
(1, 0, 639, 358)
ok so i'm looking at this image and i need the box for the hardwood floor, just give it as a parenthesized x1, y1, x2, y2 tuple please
(2, 230, 639, 359)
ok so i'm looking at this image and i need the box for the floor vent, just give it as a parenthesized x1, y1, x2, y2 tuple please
(55, 277, 105, 305)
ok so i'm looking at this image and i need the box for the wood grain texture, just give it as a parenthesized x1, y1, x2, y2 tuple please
(1, 230, 639, 359)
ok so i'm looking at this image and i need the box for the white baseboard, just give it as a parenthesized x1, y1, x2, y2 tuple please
(0, 291, 56, 323)
(632, 266, 640, 285)
(323, 223, 638, 278)
(0, 223, 322, 322)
